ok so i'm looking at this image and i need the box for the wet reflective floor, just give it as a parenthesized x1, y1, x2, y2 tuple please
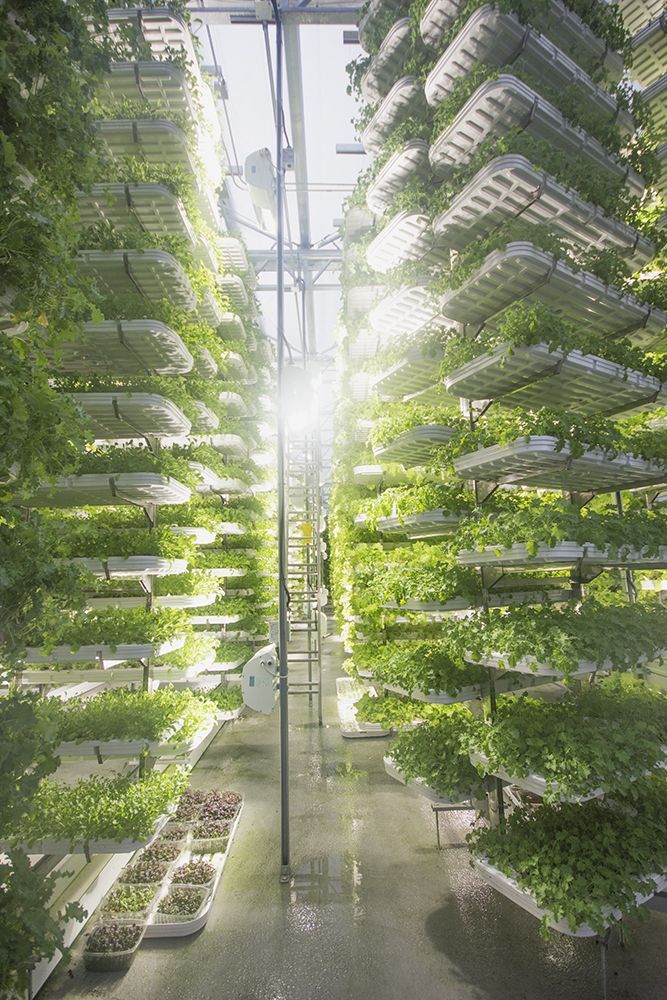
(42, 633, 666, 1000)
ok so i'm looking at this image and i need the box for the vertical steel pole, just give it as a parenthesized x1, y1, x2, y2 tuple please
(274, 1, 291, 884)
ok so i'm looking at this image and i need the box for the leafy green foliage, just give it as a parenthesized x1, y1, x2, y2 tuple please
(0, 516, 88, 662)
(455, 496, 667, 558)
(454, 599, 667, 677)
(39, 687, 219, 744)
(389, 706, 486, 799)
(195, 684, 244, 711)
(349, 541, 481, 618)
(102, 885, 156, 917)
(354, 690, 445, 727)
(2, 770, 189, 847)
(440, 303, 667, 383)
(0, 339, 90, 499)
(23, 606, 191, 653)
(442, 405, 667, 467)
(0, 849, 84, 995)
(470, 680, 667, 801)
(350, 640, 490, 696)
(469, 775, 667, 936)
(368, 400, 464, 450)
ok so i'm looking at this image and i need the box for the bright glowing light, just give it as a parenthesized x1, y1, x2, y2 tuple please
(282, 364, 321, 435)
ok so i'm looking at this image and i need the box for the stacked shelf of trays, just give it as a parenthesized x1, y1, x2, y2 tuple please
(0, 7, 276, 992)
(331, 0, 667, 947)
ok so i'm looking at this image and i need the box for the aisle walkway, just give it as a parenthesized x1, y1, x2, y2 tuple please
(43, 634, 666, 1000)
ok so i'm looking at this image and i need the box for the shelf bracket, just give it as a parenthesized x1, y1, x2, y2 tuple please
(480, 567, 506, 592)
(474, 480, 499, 505)
(568, 491, 596, 510)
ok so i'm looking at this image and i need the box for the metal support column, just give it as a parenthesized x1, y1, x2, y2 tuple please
(271, 0, 291, 885)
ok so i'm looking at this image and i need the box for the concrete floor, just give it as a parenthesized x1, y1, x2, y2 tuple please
(42, 633, 666, 1000)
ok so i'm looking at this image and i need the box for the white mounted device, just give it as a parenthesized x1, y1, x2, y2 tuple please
(242, 643, 279, 714)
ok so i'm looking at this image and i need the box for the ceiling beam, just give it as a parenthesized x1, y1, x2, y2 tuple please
(188, 1, 363, 25)
(249, 247, 342, 269)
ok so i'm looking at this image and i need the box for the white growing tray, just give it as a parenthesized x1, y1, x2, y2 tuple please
(444, 342, 664, 416)
(169, 526, 217, 545)
(383, 756, 473, 805)
(352, 464, 408, 486)
(218, 274, 249, 310)
(218, 390, 248, 415)
(433, 155, 653, 267)
(191, 401, 219, 432)
(382, 590, 571, 614)
(77, 182, 196, 242)
(424, 7, 633, 133)
(192, 349, 218, 379)
(469, 751, 604, 804)
(452, 435, 667, 492)
(72, 556, 189, 578)
(106, 7, 210, 103)
(345, 284, 383, 321)
(76, 249, 220, 325)
(189, 463, 250, 495)
(429, 75, 644, 196)
(373, 425, 457, 466)
(366, 140, 431, 216)
(145, 803, 243, 938)
(464, 649, 666, 678)
(51, 320, 194, 376)
(336, 676, 391, 739)
(218, 237, 250, 275)
(376, 508, 461, 538)
(474, 859, 667, 937)
(362, 77, 427, 155)
(19, 637, 185, 666)
(457, 542, 667, 571)
(440, 243, 667, 348)
(643, 73, 667, 133)
(87, 593, 218, 610)
(419, 0, 623, 81)
(95, 118, 221, 225)
(631, 16, 667, 87)
(618, 0, 664, 37)
(55, 713, 226, 761)
(72, 392, 191, 439)
(381, 671, 550, 705)
(656, 142, 667, 200)
(369, 282, 442, 339)
(26, 473, 192, 508)
(372, 342, 448, 400)
(367, 211, 449, 273)
(161, 432, 249, 457)
(361, 18, 411, 103)
(0, 810, 173, 858)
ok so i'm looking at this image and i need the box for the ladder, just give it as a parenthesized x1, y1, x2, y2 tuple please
(285, 428, 323, 725)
